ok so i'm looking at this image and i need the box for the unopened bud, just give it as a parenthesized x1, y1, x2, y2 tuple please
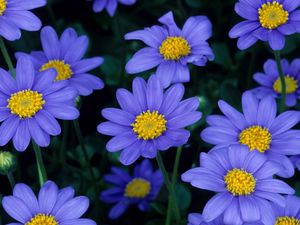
(0, 151, 16, 175)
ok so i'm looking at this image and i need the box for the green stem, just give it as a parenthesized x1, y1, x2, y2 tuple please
(32, 142, 47, 187)
(0, 37, 15, 78)
(274, 51, 286, 112)
(156, 152, 181, 224)
(165, 147, 182, 225)
(7, 172, 15, 188)
(73, 119, 99, 211)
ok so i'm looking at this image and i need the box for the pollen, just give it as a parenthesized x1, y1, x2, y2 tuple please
(124, 178, 151, 198)
(131, 110, 167, 140)
(239, 125, 272, 153)
(0, 0, 7, 15)
(224, 168, 256, 196)
(258, 1, 289, 30)
(7, 90, 45, 118)
(25, 214, 58, 225)
(40, 60, 73, 81)
(159, 36, 191, 60)
(275, 216, 300, 225)
(273, 75, 298, 94)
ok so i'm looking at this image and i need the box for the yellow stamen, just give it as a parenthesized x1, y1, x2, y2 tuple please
(275, 216, 300, 225)
(40, 60, 73, 81)
(124, 178, 151, 198)
(7, 90, 45, 118)
(273, 75, 298, 94)
(0, 0, 7, 15)
(25, 214, 58, 225)
(258, 1, 289, 29)
(239, 125, 272, 153)
(159, 36, 191, 60)
(224, 168, 256, 196)
(131, 110, 167, 140)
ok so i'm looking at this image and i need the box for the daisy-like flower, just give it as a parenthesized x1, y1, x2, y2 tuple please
(182, 145, 295, 225)
(125, 11, 214, 88)
(201, 91, 300, 178)
(229, 0, 300, 50)
(16, 26, 104, 96)
(0, 0, 46, 41)
(187, 213, 260, 225)
(271, 195, 300, 225)
(0, 56, 79, 152)
(97, 74, 202, 165)
(2, 180, 96, 225)
(251, 58, 300, 107)
(92, 0, 136, 16)
(100, 160, 163, 219)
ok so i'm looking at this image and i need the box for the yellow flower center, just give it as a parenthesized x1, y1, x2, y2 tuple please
(239, 125, 272, 153)
(131, 110, 167, 140)
(40, 60, 73, 81)
(258, 1, 289, 29)
(7, 90, 45, 118)
(124, 178, 151, 198)
(224, 168, 256, 196)
(25, 214, 58, 225)
(0, 0, 7, 15)
(275, 216, 300, 225)
(159, 36, 191, 60)
(273, 75, 298, 94)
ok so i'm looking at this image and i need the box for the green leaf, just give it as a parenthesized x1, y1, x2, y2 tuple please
(212, 43, 233, 69)
(101, 55, 122, 86)
(175, 184, 192, 212)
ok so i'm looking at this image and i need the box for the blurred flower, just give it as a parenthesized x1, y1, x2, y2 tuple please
(182, 145, 294, 225)
(92, 0, 136, 16)
(16, 26, 104, 96)
(270, 195, 300, 224)
(97, 74, 202, 165)
(201, 91, 300, 178)
(2, 180, 96, 225)
(229, 0, 300, 50)
(251, 58, 300, 107)
(0, 0, 45, 41)
(125, 11, 214, 88)
(100, 160, 163, 219)
(0, 150, 16, 175)
(0, 56, 79, 152)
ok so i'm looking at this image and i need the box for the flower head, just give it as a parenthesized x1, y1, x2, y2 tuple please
(125, 11, 214, 88)
(100, 160, 163, 219)
(229, 0, 300, 50)
(92, 0, 136, 16)
(182, 145, 295, 225)
(271, 195, 300, 225)
(251, 58, 300, 107)
(0, 0, 46, 41)
(97, 74, 202, 165)
(0, 56, 79, 152)
(201, 91, 300, 178)
(16, 26, 104, 96)
(2, 180, 96, 225)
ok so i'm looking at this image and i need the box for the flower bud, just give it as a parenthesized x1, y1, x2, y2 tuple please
(0, 151, 16, 175)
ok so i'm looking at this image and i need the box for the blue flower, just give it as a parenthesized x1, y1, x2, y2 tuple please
(97, 74, 202, 165)
(251, 58, 300, 107)
(182, 145, 295, 225)
(100, 160, 163, 219)
(2, 181, 96, 225)
(201, 91, 300, 178)
(92, 0, 136, 16)
(16, 26, 104, 96)
(125, 11, 214, 88)
(229, 0, 300, 50)
(0, 0, 46, 41)
(0, 56, 79, 152)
